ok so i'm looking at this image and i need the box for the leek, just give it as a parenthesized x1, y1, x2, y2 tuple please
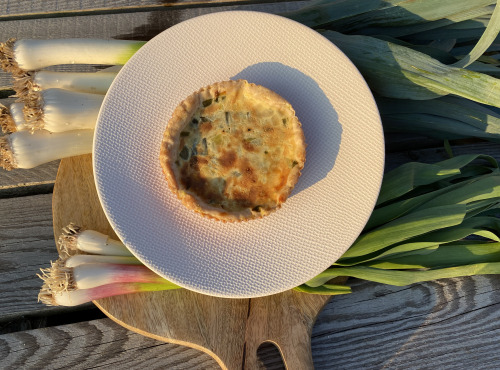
(306, 263, 500, 288)
(39, 282, 178, 307)
(58, 223, 133, 257)
(39, 226, 180, 306)
(0, 129, 93, 170)
(0, 38, 145, 75)
(306, 155, 500, 291)
(14, 70, 117, 100)
(24, 88, 103, 132)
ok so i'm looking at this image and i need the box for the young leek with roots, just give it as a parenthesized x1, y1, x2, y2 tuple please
(24, 88, 103, 132)
(38, 258, 180, 306)
(57, 225, 351, 296)
(0, 38, 145, 76)
(48, 259, 169, 290)
(58, 223, 134, 257)
(14, 70, 117, 100)
(0, 129, 93, 170)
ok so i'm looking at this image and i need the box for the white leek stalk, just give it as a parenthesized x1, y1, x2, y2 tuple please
(38, 258, 179, 307)
(65, 254, 141, 267)
(59, 224, 133, 257)
(14, 70, 117, 99)
(25, 88, 103, 131)
(0, 129, 93, 170)
(0, 38, 145, 75)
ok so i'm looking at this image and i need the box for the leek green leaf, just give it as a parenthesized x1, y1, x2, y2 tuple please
(294, 284, 352, 295)
(382, 114, 500, 140)
(341, 204, 466, 259)
(414, 173, 500, 210)
(377, 96, 500, 134)
(377, 163, 459, 205)
(336, 243, 440, 267)
(365, 242, 500, 269)
(306, 263, 500, 287)
(376, 154, 497, 205)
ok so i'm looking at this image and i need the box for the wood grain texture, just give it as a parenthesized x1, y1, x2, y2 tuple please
(245, 291, 330, 369)
(0, 0, 304, 19)
(0, 193, 61, 318)
(0, 163, 59, 197)
(311, 276, 500, 369)
(0, 317, 221, 369)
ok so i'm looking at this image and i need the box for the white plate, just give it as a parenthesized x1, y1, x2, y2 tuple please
(93, 11, 384, 298)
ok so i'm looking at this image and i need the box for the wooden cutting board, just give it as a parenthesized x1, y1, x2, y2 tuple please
(52, 154, 332, 369)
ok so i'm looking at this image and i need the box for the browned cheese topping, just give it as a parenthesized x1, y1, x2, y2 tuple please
(162, 80, 305, 221)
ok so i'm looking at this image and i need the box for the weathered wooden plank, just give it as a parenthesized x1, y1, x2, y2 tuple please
(312, 275, 500, 369)
(0, 193, 62, 319)
(0, 163, 59, 197)
(0, 317, 221, 369)
(3, 274, 500, 369)
(0, 0, 304, 19)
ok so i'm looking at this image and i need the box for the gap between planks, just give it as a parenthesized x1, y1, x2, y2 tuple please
(0, 0, 304, 21)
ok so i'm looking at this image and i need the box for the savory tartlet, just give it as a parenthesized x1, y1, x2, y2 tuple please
(160, 79, 306, 222)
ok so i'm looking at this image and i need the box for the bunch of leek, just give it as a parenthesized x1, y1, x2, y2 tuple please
(39, 224, 180, 306)
(0, 43, 133, 169)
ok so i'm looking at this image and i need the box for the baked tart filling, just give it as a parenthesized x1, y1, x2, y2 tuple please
(160, 79, 306, 222)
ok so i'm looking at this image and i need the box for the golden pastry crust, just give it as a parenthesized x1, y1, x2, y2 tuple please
(160, 79, 306, 222)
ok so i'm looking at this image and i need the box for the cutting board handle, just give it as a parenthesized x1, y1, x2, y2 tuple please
(244, 337, 314, 369)
(242, 290, 331, 369)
